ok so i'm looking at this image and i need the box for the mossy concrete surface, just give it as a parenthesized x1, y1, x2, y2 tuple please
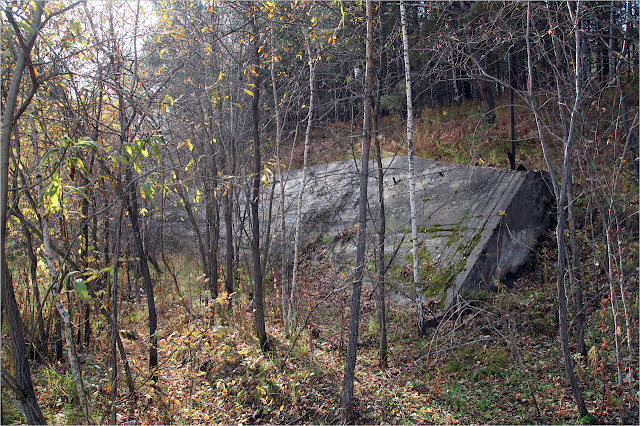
(272, 156, 552, 318)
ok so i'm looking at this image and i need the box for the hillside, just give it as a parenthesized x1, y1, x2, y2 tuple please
(4, 97, 637, 425)
(284, 96, 544, 171)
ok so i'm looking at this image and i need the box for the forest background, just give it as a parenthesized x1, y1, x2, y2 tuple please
(1, 0, 638, 424)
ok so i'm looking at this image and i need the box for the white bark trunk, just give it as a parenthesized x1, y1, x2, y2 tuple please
(400, 0, 424, 336)
(289, 26, 316, 330)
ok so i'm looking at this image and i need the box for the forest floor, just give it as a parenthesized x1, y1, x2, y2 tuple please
(11, 232, 637, 425)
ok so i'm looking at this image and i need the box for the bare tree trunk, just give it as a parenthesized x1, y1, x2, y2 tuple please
(508, 49, 516, 170)
(0, 5, 47, 423)
(525, 1, 588, 417)
(400, 0, 425, 337)
(250, 12, 267, 350)
(223, 137, 236, 308)
(224, 185, 234, 293)
(373, 106, 388, 370)
(110, 203, 124, 424)
(174, 183, 210, 282)
(605, 222, 624, 392)
(1, 265, 46, 425)
(566, 175, 586, 356)
(22, 220, 46, 347)
(124, 171, 158, 382)
(341, 1, 373, 422)
(270, 27, 289, 333)
(205, 175, 220, 322)
(374, 0, 388, 370)
(289, 25, 316, 333)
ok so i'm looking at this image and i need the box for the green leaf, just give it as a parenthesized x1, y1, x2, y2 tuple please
(143, 181, 155, 203)
(76, 138, 94, 151)
(41, 147, 60, 165)
(70, 21, 82, 35)
(73, 278, 89, 300)
(44, 173, 62, 216)
(148, 138, 160, 158)
(75, 156, 90, 176)
(66, 185, 89, 202)
(117, 155, 131, 166)
(60, 135, 71, 149)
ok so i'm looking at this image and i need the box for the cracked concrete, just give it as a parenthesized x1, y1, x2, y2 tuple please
(273, 156, 553, 316)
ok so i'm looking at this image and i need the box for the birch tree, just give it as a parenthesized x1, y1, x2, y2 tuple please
(400, 0, 426, 337)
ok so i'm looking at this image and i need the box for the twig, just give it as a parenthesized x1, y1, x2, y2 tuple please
(280, 283, 348, 368)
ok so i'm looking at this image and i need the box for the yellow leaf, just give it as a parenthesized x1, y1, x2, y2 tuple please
(243, 88, 254, 97)
(498, 210, 506, 216)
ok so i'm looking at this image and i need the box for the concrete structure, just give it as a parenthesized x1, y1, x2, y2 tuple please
(274, 156, 553, 318)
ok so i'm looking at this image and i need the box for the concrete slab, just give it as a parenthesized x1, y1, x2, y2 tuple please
(273, 156, 553, 318)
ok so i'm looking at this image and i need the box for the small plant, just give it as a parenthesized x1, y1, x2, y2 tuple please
(366, 316, 379, 336)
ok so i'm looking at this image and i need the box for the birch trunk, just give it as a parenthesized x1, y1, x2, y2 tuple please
(400, 0, 425, 337)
